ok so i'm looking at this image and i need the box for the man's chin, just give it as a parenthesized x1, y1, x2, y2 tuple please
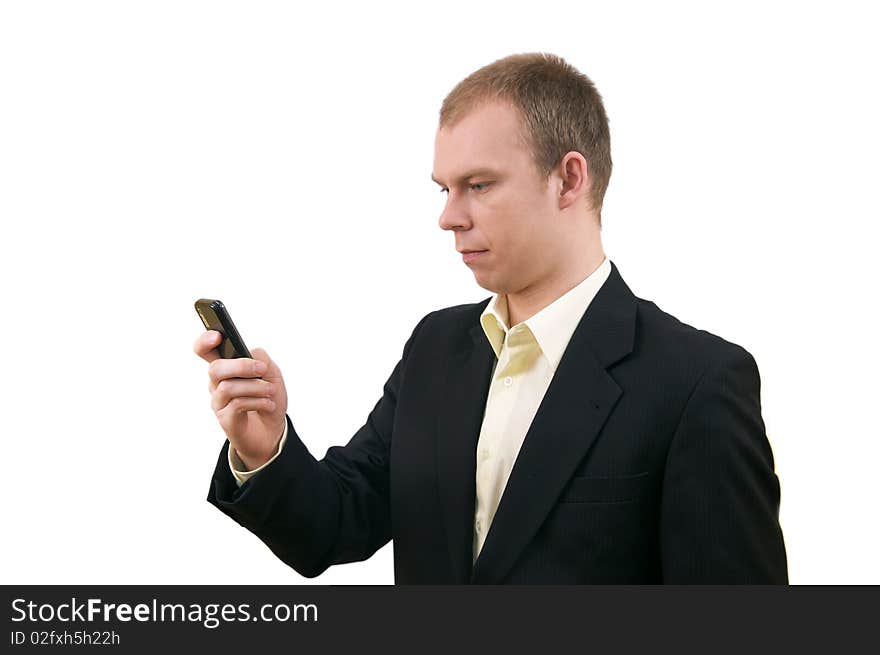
(471, 272, 504, 295)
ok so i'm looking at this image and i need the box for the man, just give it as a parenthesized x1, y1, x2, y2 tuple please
(195, 53, 787, 583)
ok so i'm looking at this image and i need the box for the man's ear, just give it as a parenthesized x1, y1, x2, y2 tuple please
(557, 151, 590, 210)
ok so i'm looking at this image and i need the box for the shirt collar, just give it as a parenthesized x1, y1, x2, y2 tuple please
(479, 256, 612, 370)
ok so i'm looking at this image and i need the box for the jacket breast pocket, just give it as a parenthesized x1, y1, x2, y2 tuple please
(559, 471, 649, 504)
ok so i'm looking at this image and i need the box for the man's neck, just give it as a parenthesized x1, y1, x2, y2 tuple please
(505, 250, 606, 327)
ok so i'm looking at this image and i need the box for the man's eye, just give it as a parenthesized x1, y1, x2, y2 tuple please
(437, 183, 490, 194)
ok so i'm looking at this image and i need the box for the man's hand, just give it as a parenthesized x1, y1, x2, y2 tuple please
(194, 330, 289, 471)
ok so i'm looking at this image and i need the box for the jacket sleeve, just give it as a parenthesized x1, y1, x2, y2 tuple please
(660, 345, 788, 583)
(206, 311, 433, 578)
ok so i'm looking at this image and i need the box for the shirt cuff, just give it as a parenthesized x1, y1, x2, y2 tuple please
(228, 420, 289, 488)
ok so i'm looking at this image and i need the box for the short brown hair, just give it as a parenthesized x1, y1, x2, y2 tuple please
(440, 53, 612, 218)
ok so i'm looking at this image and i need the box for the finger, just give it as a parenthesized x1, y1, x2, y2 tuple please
(208, 357, 268, 389)
(194, 331, 223, 363)
(216, 396, 277, 425)
(211, 378, 276, 412)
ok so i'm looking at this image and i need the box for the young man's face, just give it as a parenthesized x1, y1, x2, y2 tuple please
(432, 100, 564, 296)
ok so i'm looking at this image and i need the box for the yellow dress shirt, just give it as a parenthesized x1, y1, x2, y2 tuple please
(230, 257, 613, 563)
(471, 256, 611, 561)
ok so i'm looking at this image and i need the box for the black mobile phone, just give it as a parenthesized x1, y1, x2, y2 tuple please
(194, 299, 252, 359)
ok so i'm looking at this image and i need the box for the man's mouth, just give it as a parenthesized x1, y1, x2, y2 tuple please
(459, 249, 488, 264)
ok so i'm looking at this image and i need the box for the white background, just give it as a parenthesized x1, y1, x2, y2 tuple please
(1, 1, 877, 585)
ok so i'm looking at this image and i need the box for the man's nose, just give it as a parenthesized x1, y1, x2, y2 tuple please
(438, 194, 471, 232)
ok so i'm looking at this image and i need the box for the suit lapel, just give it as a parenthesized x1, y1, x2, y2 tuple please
(470, 261, 638, 584)
(435, 307, 494, 583)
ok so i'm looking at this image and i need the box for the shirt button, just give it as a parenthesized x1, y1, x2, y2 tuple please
(475, 519, 482, 532)
(503, 376, 513, 387)
(480, 448, 490, 460)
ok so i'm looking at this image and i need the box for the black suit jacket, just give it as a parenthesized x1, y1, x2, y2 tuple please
(207, 261, 788, 583)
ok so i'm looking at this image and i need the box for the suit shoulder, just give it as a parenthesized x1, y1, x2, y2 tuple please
(403, 298, 490, 352)
(416, 298, 490, 331)
(633, 298, 757, 371)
